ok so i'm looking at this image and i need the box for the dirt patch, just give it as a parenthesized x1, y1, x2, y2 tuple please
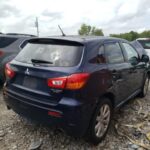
(0, 89, 150, 150)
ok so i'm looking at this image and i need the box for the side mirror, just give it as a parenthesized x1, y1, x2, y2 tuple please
(141, 54, 149, 63)
(129, 56, 139, 66)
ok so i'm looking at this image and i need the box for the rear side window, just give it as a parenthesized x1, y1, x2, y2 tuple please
(0, 37, 18, 48)
(122, 43, 138, 60)
(105, 42, 124, 64)
(15, 42, 83, 67)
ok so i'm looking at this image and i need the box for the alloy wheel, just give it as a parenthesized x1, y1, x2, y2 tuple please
(144, 77, 149, 96)
(95, 104, 111, 138)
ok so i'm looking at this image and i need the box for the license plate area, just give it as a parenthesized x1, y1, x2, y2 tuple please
(23, 76, 37, 89)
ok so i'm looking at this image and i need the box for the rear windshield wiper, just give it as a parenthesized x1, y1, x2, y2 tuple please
(31, 59, 53, 64)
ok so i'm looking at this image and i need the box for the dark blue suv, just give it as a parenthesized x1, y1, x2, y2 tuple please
(3, 36, 150, 144)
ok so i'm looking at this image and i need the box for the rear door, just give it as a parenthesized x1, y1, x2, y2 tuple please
(104, 41, 131, 103)
(121, 42, 145, 92)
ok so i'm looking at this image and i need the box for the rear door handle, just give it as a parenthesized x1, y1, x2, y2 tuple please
(112, 70, 119, 80)
(112, 70, 118, 75)
(116, 79, 124, 83)
(111, 70, 124, 82)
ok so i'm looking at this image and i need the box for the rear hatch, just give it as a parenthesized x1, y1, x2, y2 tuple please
(7, 38, 84, 106)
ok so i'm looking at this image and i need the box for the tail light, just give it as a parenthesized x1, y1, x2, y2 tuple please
(48, 73, 90, 90)
(0, 50, 4, 57)
(48, 111, 62, 118)
(5, 63, 15, 78)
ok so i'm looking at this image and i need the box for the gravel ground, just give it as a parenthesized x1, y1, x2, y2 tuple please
(0, 87, 150, 150)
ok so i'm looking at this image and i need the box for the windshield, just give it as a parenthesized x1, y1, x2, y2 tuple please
(15, 42, 83, 67)
(138, 40, 150, 49)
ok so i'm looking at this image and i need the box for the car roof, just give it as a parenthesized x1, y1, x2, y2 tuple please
(30, 35, 128, 44)
(136, 38, 150, 41)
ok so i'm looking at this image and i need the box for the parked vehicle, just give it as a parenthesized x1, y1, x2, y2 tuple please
(0, 33, 35, 84)
(3, 36, 150, 144)
(136, 38, 150, 56)
(131, 40, 147, 57)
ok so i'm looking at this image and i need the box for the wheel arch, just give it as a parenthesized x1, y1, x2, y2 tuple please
(147, 71, 150, 79)
(100, 92, 115, 108)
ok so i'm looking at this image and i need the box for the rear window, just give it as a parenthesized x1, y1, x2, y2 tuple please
(138, 40, 150, 49)
(0, 37, 18, 48)
(15, 41, 83, 67)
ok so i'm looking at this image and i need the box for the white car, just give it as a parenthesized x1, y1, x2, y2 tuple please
(136, 38, 150, 56)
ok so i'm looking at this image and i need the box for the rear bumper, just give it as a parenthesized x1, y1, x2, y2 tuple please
(3, 88, 95, 137)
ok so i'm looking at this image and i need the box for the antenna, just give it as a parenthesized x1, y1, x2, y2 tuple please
(58, 25, 66, 36)
(35, 17, 39, 37)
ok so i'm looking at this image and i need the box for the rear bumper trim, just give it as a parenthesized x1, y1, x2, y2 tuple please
(7, 89, 57, 108)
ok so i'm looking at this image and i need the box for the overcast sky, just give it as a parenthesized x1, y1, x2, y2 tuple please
(0, 0, 150, 36)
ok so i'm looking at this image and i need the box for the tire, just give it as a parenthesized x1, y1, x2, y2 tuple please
(140, 75, 149, 98)
(0, 79, 3, 88)
(86, 97, 113, 145)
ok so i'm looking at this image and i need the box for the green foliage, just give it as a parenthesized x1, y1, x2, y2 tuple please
(110, 30, 150, 41)
(78, 24, 104, 36)
(140, 31, 150, 38)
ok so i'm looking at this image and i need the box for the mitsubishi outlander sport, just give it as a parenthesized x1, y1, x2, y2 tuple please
(3, 36, 150, 144)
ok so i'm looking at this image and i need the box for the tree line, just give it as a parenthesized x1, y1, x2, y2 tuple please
(110, 31, 150, 41)
(78, 23, 150, 41)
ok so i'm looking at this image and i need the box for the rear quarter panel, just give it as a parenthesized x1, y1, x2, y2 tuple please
(80, 41, 113, 104)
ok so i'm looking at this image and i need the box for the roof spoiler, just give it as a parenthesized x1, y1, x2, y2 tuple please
(27, 38, 84, 46)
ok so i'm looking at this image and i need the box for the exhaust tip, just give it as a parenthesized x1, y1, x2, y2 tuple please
(7, 105, 11, 110)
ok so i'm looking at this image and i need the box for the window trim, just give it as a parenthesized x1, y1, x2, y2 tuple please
(19, 39, 28, 50)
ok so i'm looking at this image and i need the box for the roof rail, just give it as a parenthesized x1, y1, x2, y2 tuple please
(6, 33, 36, 37)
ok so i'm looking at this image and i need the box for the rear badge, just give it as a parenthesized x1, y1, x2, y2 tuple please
(25, 68, 30, 75)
